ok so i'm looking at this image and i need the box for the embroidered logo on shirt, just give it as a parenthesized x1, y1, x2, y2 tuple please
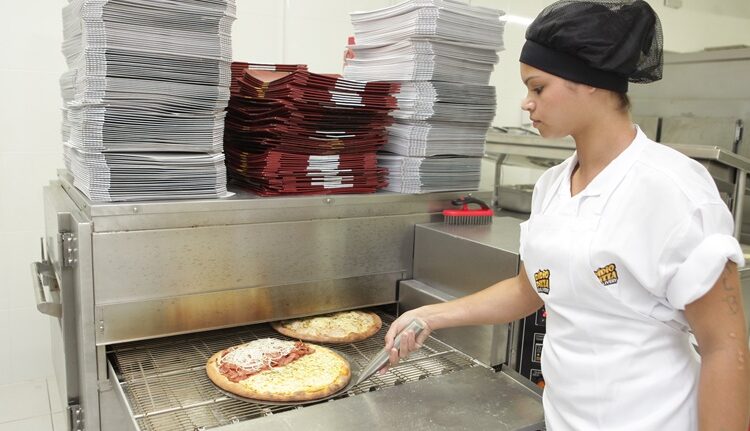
(594, 263, 619, 286)
(534, 269, 550, 294)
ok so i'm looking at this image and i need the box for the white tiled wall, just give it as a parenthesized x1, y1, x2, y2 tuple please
(0, 2, 65, 427)
(0, 0, 68, 389)
(0, 0, 748, 416)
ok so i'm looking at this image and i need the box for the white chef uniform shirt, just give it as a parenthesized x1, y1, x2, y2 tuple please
(519, 126, 745, 430)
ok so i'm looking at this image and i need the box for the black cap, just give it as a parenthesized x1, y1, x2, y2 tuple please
(520, 0, 663, 93)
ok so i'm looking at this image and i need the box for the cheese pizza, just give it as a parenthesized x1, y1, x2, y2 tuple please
(270, 310, 382, 343)
(206, 338, 351, 402)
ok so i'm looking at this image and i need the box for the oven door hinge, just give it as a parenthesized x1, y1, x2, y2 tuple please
(61, 232, 78, 268)
(69, 403, 84, 431)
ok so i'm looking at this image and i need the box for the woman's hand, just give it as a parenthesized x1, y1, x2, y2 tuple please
(382, 262, 544, 371)
(382, 308, 433, 371)
(379, 265, 541, 373)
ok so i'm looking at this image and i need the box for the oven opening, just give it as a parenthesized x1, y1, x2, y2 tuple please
(107, 309, 482, 431)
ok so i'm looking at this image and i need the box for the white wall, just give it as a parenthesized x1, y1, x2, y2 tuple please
(0, 0, 748, 388)
(234, 0, 750, 128)
(0, 1, 68, 385)
(484, 0, 750, 127)
(682, 0, 750, 20)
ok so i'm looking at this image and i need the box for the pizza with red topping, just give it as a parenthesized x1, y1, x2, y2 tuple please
(206, 338, 350, 402)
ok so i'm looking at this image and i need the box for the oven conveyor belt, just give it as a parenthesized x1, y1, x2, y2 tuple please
(108, 312, 482, 431)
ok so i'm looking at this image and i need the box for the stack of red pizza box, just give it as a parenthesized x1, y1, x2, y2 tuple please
(224, 62, 399, 195)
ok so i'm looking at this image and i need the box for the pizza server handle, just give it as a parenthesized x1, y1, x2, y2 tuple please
(353, 319, 426, 386)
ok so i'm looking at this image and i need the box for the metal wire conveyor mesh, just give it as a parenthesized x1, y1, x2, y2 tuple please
(108, 311, 482, 431)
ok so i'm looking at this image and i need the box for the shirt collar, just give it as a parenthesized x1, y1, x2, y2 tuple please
(547, 125, 648, 209)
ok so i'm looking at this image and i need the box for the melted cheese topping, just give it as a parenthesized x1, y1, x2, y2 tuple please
(219, 338, 296, 372)
(283, 311, 375, 337)
(239, 347, 347, 394)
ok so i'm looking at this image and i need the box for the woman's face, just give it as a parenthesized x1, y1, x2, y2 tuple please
(520, 63, 591, 138)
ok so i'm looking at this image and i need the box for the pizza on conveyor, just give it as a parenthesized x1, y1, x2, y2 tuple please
(206, 338, 351, 402)
(270, 310, 382, 344)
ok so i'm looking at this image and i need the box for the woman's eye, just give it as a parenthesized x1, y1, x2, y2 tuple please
(533, 87, 543, 94)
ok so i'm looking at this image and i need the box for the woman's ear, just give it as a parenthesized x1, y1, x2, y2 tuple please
(564, 80, 597, 95)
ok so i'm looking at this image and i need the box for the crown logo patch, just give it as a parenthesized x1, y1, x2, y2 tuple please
(534, 269, 550, 294)
(594, 263, 619, 286)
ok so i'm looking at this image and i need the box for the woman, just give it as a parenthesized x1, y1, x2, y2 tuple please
(385, 1, 750, 429)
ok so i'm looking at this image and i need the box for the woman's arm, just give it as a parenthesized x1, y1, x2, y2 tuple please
(385, 262, 544, 364)
(685, 261, 750, 431)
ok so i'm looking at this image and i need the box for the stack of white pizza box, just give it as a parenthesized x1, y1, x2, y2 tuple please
(344, 0, 504, 193)
(59, 0, 236, 201)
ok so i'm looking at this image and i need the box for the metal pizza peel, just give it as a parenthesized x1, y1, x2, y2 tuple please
(351, 318, 425, 387)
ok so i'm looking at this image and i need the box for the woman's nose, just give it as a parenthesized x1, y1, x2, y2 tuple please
(520, 98, 534, 111)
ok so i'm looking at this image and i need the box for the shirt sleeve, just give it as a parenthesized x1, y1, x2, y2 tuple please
(659, 201, 745, 310)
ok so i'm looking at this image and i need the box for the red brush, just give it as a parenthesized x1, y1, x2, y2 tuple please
(443, 195, 493, 225)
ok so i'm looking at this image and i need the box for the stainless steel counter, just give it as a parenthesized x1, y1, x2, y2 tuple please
(483, 130, 750, 241)
(216, 366, 544, 431)
(55, 169, 489, 232)
(413, 217, 522, 299)
(400, 217, 525, 368)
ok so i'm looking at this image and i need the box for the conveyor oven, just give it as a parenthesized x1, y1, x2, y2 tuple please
(32, 171, 544, 431)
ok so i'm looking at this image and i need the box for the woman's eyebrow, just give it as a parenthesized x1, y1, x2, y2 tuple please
(523, 76, 539, 85)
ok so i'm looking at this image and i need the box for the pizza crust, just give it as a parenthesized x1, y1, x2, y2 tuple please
(270, 310, 382, 343)
(206, 343, 351, 402)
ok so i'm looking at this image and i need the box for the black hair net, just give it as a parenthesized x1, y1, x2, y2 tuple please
(520, 0, 663, 92)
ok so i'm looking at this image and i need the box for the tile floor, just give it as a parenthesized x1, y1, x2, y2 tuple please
(0, 376, 65, 431)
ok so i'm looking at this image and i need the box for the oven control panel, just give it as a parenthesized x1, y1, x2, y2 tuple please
(518, 306, 546, 388)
